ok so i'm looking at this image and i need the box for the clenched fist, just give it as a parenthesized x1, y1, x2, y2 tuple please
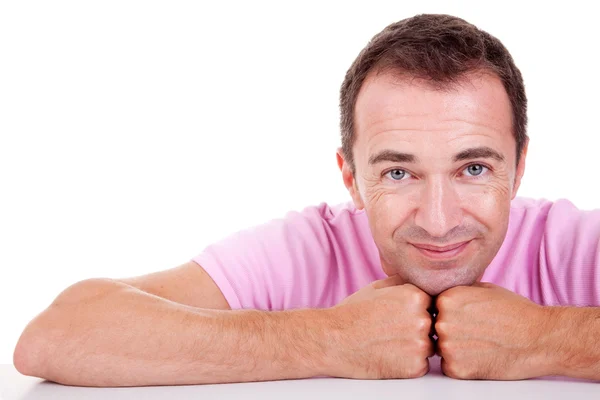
(434, 282, 550, 380)
(326, 274, 435, 379)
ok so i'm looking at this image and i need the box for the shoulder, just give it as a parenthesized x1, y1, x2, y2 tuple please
(507, 197, 600, 244)
(510, 196, 597, 220)
(276, 200, 367, 233)
(293, 200, 365, 221)
(508, 196, 559, 226)
(509, 196, 553, 213)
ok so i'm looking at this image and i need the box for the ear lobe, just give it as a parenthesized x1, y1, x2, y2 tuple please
(336, 148, 344, 171)
(337, 148, 365, 209)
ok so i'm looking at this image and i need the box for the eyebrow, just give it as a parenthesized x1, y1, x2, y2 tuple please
(368, 150, 417, 165)
(367, 146, 505, 167)
(453, 146, 505, 163)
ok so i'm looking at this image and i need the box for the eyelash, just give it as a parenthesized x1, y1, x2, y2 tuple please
(382, 163, 491, 182)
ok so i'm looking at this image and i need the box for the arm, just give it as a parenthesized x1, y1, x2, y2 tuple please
(13, 267, 333, 387)
(542, 306, 600, 380)
(536, 201, 600, 379)
(433, 282, 600, 381)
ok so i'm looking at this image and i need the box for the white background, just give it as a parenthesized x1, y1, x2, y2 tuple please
(1, 0, 599, 364)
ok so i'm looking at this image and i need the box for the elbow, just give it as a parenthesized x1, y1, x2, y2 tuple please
(12, 297, 68, 379)
(13, 317, 49, 378)
(13, 278, 120, 378)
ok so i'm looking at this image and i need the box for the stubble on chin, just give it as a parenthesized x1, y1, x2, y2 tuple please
(384, 258, 486, 296)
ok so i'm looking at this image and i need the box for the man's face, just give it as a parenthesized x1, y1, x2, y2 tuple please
(337, 71, 527, 296)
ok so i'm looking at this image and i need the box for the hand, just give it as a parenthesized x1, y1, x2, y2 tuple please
(326, 274, 435, 379)
(434, 282, 549, 380)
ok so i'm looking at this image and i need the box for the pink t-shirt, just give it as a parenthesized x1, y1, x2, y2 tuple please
(191, 197, 600, 310)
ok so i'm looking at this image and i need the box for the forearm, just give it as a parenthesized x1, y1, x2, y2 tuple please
(542, 306, 600, 380)
(14, 279, 333, 387)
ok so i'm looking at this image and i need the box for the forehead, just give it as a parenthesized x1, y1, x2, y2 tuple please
(353, 70, 514, 159)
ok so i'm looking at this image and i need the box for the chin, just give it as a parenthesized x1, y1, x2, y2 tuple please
(417, 281, 464, 297)
(405, 265, 483, 296)
(381, 245, 492, 296)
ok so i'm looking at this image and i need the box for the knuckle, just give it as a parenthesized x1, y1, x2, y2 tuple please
(415, 315, 431, 333)
(414, 289, 431, 304)
(433, 320, 447, 337)
(436, 293, 453, 309)
(436, 338, 452, 355)
(407, 359, 430, 378)
(415, 338, 432, 355)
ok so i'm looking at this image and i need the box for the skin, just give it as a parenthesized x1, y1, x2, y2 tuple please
(433, 281, 555, 379)
(334, 69, 600, 381)
(337, 70, 527, 297)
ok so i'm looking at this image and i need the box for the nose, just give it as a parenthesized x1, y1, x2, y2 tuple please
(414, 175, 462, 238)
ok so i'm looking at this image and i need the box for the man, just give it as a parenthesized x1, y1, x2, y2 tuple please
(13, 13, 600, 387)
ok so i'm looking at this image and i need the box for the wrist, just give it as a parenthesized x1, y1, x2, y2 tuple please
(277, 307, 341, 378)
(544, 305, 600, 379)
(534, 306, 582, 377)
(527, 305, 563, 377)
(315, 306, 349, 377)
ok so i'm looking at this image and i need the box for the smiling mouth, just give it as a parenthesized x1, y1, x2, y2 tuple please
(410, 240, 472, 260)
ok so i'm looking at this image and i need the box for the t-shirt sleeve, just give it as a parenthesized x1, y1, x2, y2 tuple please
(539, 199, 600, 306)
(190, 204, 341, 311)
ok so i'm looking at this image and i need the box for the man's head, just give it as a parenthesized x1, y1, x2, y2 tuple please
(336, 14, 528, 296)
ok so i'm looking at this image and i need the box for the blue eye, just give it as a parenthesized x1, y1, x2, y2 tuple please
(385, 169, 411, 181)
(464, 164, 488, 177)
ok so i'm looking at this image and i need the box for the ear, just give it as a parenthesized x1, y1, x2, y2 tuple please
(336, 147, 365, 210)
(511, 138, 528, 199)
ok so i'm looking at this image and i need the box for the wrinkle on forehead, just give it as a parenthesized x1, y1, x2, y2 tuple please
(364, 131, 501, 156)
(354, 71, 513, 146)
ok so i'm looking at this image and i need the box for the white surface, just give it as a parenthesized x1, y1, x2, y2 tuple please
(2, 0, 600, 364)
(1, 357, 598, 399)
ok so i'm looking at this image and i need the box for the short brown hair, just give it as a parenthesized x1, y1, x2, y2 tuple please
(339, 13, 528, 175)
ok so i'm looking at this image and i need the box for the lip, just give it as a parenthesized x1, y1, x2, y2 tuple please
(410, 240, 472, 260)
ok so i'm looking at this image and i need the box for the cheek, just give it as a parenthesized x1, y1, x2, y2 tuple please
(460, 182, 511, 229)
(459, 170, 512, 200)
(364, 187, 418, 236)
(363, 174, 420, 206)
